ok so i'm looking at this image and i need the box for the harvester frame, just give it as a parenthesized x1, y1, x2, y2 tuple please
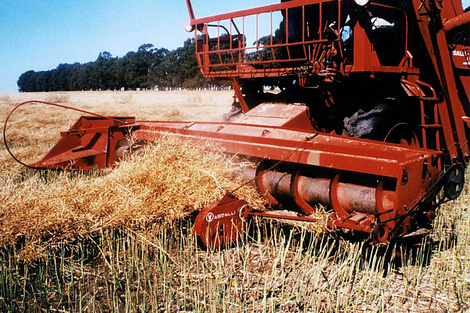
(4, 0, 470, 248)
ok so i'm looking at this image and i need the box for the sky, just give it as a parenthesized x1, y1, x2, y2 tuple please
(1, 0, 469, 93)
(0, 0, 275, 93)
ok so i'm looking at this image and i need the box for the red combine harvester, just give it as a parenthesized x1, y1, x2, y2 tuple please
(5, 0, 470, 247)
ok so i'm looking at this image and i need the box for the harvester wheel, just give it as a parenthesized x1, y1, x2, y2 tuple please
(372, 223, 391, 244)
(342, 99, 415, 144)
(115, 138, 145, 161)
(443, 165, 465, 200)
(342, 102, 393, 140)
(115, 138, 133, 161)
(383, 123, 420, 147)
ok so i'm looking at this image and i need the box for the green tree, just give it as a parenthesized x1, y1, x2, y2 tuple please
(17, 70, 37, 92)
(17, 40, 222, 92)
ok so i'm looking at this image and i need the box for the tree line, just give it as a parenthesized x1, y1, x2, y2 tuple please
(17, 39, 229, 92)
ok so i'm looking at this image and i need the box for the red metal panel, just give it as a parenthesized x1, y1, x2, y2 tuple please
(411, 0, 470, 162)
(29, 116, 135, 170)
(131, 120, 441, 179)
(194, 193, 247, 249)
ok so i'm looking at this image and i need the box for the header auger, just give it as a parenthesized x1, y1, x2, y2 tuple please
(5, 0, 470, 248)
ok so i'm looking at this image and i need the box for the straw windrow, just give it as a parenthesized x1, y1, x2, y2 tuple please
(0, 135, 266, 261)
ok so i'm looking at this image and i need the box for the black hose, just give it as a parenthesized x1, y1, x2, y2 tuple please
(2, 100, 128, 169)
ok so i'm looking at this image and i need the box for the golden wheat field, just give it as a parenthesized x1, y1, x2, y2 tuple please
(0, 90, 469, 312)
